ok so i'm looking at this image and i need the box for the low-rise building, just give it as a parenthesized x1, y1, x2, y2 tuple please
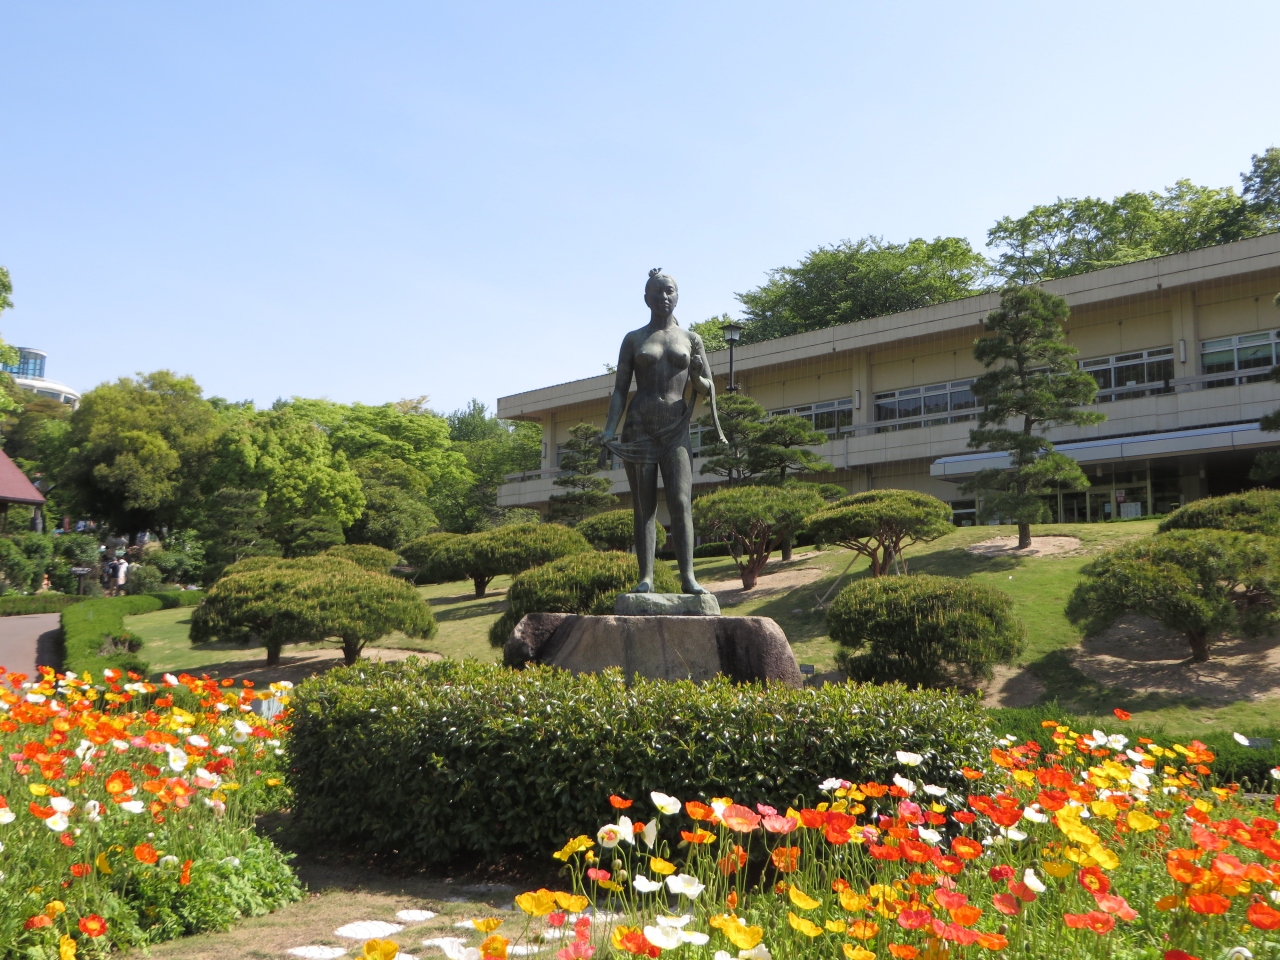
(3, 347, 81, 408)
(497, 233, 1280, 526)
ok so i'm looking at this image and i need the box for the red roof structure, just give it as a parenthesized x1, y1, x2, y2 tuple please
(0, 449, 45, 506)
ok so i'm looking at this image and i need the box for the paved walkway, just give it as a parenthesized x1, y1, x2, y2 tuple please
(0, 613, 61, 677)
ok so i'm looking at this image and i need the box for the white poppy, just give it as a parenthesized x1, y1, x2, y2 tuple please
(916, 828, 942, 845)
(0, 808, 16, 824)
(633, 875, 663, 893)
(923, 784, 947, 797)
(120, 800, 145, 814)
(597, 823, 624, 848)
(1021, 807, 1048, 824)
(163, 673, 180, 686)
(75, 739, 95, 761)
(818, 778, 850, 792)
(644, 926, 683, 950)
(651, 792, 681, 815)
(892, 774, 916, 795)
(187, 735, 210, 748)
(681, 932, 710, 946)
(233, 719, 252, 743)
(640, 818, 658, 848)
(715, 952, 734, 960)
(84, 800, 102, 822)
(895, 751, 923, 766)
(739, 945, 772, 960)
(665, 873, 705, 898)
(159, 855, 180, 867)
(655, 916, 691, 928)
(46, 812, 69, 832)
(1000, 827, 1027, 842)
(220, 856, 241, 867)
(1023, 868, 1046, 894)
(50, 796, 75, 814)
(1234, 732, 1251, 746)
(168, 748, 189, 772)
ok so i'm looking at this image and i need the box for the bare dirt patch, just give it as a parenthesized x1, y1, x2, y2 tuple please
(966, 536, 1083, 558)
(1070, 613, 1280, 703)
(709, 558, 825, 607)
(981, 665, 1047, 709)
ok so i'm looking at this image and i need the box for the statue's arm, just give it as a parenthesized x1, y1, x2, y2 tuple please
(689, 332, 715, 397)
(602, 335, 635, 441)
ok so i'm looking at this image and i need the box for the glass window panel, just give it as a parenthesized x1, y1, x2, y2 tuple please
(1239, 332, 1272, 344)
(837, 398, 853, 407)
(1114, 362, 1146, 386)
(1147, 347, 1173, 357)
(1089, 369, 1113, 390)
(1082, 358, 1111, 368)
(1202, 349, 1236, 374)
(815, 401, 835, 411)
(814, 411, 837, 431)
(874, 398, 897, 421)
(949, 387, 975, 410)
(897, 387, 920, 396)
(1237, 343, 1275, 370)
(923, 383, 947, 394)
(1202, 338, 1233, 351)
(1115, 352, 1143, 363)
(897, 395, 922, 419)
(837, 408, 853, 428)
(950, 379, 974, 389)
(1146, 358, 1173, 383)
(793, 405, 812, 413)
(923, 392, 949, 415)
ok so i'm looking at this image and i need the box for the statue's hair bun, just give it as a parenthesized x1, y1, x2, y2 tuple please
(649, 268, 662, 278)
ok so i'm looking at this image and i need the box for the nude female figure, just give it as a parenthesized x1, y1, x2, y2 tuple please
(601, 269, 724, 594)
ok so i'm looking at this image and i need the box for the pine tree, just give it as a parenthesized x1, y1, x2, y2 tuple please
(548, 423, 616, 524)
(962, 286, 1105, 549)
(696, 394, 766, 484)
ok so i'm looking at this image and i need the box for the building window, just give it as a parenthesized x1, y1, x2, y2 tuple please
(1079, 347, 1174, 401)
(767, 398, 855, 438)
(873, 381, 975, 432)
(1200, 330, 1280, 387)
(2, 349, 45, 380)
(950, 499, 976, 527)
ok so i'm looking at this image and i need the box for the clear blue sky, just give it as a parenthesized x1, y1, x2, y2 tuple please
(2, 2, 1278, 415)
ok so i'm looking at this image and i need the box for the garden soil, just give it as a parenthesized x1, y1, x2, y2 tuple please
(708, 554, 825, 606)
(966, 536, 1083, 558)
(1070, 613, 1280, 703)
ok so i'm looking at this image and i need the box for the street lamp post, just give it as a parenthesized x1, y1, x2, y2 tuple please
(720, 321, 744, 393)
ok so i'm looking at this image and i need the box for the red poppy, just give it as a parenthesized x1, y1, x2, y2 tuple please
(895, 909, 932, 931)
(69, 863, 92, 878)
(935, 890, 968, 910)
(992, 893, 1020, 916)
(586, 868, 610, 883)
(608, 795, 632, 809)
(1187, 893, 1231, 915)
(548, 912, 567, 928)
(933, 853, 964, 876)
(79, 915, 108, 938)
(869, 843, 902, 861)
(721, 804, 761, 832)
(25, 915, 53, 930)
(1092, 893, 1138, 921)
(988, 865, 1014, 882)
(1163, 952, 1201, 960)
(951, 836, 982, 860)
(952, 811, 977, 825)
(1247, 900, 1280, 930)
(1113, 708, 1131, 721)
(1078, 866, 1109, 895)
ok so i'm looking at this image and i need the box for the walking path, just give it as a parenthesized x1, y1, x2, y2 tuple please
(0, 613, 60, 677)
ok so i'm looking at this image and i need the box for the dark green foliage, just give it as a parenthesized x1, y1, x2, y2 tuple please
(828, 575, 1025, 688)
(277, 515, 345, 558)
(400, 532, 463, 582)
(191, 555, 435, 666)
(0, 537, 38, 593)
(693, 541, 733, 558)
(62, 592, 204, 675)
(148, 529, 206, 584)
(326, 543, 402, 573)
(576, 509, 666, 553)
(52, 533, 101, 567)
(346, 477, 437, 549)
(750, 415, 833, 482)
(720, 237, 988, 346)
(693, 485, 826, 588)
(418, 523, 591, 597)
(288, 658, 993, 864)
(124, 563, 167, 595)
(1067, 530, 1280, 662)
(548, 423, 616, 523)
(7, 533, 54, 592)
(962, 285, 1104, 548)
(488, 551, 680, 647)
(806, 489, 953, 576)
(696, 394, 766, 483)
(200, 487, 282, 582)
(1158, 490, 1280, 535)
(434, 399, 542, 533)
(0, 593, 84, 616)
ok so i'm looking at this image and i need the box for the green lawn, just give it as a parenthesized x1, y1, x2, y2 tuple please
(127, 519, 1280, 738)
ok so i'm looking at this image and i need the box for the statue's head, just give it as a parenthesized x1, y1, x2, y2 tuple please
(644, 268, 678, 316)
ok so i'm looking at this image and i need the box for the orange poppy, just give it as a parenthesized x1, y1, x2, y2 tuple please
(848, 920, 879, 939)
(78, 914, 107, 937)
(1113, 708, 1131, 721)
(133, 843, 159, 865)
(949, 905, 982, 927)
(975, 932, 1009, 950)
(1187, 893, 1231, 915)
(862, 782, 889, 798)
(1248, 899, 1280, 930)
(608, 795, 632, 809)
(717, 845, 748, 876)
(685, 800, 714, 821)
(771, 846, 800, 873)
(888, 947, 920, 960)
(1063, 911, 1115, 934)
(961, 767, 984, 780)
(951, 837, 982, 860)
(681, 828, 715, 844)
(721, 804, 761, 832)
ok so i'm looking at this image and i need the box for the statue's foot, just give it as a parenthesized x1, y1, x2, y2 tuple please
(682, 578, 708, 595)
(631, 580, 653, 593)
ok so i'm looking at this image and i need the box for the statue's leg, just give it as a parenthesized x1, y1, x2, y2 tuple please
(660, 444, 705, 594)
(626, 459, 658, 592)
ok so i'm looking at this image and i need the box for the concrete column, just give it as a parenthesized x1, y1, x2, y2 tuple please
(1171, 289, 1198, 382)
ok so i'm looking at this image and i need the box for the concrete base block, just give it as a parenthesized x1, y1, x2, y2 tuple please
(613, 592, 721, 617)
(504, 614, 802, 687)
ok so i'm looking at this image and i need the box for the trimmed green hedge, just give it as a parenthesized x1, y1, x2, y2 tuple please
(62, 591, 204, 675)
(288, 659, 993, 864)
(0, 594, 86, 616)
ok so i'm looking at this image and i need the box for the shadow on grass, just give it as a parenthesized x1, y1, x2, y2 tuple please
(432, 598, 508, 622)
(909, 549, 1019, 578)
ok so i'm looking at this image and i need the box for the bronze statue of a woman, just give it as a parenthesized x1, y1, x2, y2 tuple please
(601, 269, 725, 594)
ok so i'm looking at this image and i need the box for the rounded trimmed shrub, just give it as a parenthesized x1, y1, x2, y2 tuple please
(576, 509, 666, 553)
(828, 574, 1024, 687)
(401, 532, 463, 580)
(488, 551, 680, 646)
(806, 489, 953, 576)
(693, 485, 826, 588)
(326, 543, 402, 573)
(413, 523, 592, 597)
(1158, 490, 1280, 536)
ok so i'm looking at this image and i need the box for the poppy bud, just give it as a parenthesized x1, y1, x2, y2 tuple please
(997, 924, 1008, 936)
(615, 869, 629, 881)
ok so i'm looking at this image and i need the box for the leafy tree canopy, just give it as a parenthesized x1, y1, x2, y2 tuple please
(693, 484, 826, 589)
(806, 489, 953, 577)
(434, 399, 541, 533)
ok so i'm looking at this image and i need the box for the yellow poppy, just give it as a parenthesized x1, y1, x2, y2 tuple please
(649, 857, 677, 876)
(473, 918, 503, 933)
(95, 852, 113, 875)
(788, 886, 822, 910)
(843, 946, 876, 960)
(358, 941, 399, 960)
(515, 889, 557, 916)
(1127, 809, 1158, 832)
(788, 912, 823, 937)
(553, 892, 589, 912)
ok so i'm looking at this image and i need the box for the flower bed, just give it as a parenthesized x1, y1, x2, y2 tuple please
(287, 660, 993, 865)
(482, 712, 1280, 960)
(0, 665, 301, 956)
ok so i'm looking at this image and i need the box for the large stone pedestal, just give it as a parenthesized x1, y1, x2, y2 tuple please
(504, 613, 802, 687)
(614, 592, 721, 616)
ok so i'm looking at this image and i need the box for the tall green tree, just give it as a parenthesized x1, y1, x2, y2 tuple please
(696, 394, 767, 484)
(199, 487, 282, 581)
(54, 371, 223, 534)
(548, 423, 615, 523)
(434, 399, 541, 533)
(750, 414, 833, 483)
(961, 286, 1105, 549)
(731, 237, 988, 345)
